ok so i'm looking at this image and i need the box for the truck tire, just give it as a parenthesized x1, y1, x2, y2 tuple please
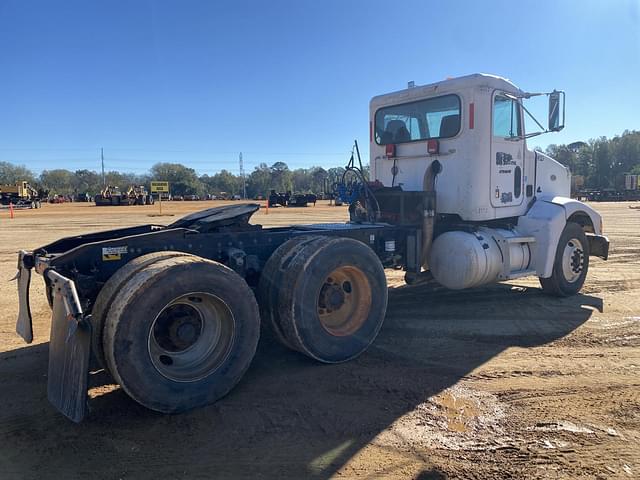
(539, 222, 589, 297)
(257, 236, 315, 349)
(90, 251, 191, 372)
(275, 236, 388, 363)
(103, 255, 260, 413)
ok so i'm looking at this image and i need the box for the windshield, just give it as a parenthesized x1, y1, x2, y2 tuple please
(374, 94, 461, 145)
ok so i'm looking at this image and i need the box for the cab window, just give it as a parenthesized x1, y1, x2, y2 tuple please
(375, 94, 461, 145)
(493, 94, 522, 138)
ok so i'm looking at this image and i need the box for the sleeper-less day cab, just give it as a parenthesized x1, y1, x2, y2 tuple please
(14, 74, 608, 422)
(370, 73, 608, 292)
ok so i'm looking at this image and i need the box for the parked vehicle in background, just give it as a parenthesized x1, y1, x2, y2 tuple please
(0, 181, 43, 208)
(576, 174, 640, 201)
(48, 194, 68, 204)
(268, 190, 316, 207)
(94, 185, 153, 206)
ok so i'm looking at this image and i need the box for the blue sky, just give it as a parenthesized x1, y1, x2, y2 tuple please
(1, 0, 638, 176)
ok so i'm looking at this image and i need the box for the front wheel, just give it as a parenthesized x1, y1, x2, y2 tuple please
(539, 222, 589, 297)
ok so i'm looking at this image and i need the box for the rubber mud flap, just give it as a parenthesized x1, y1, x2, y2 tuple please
(587, 234, 609, 260)
(15, 252, 33, 343)
(46, 272, 91, 423)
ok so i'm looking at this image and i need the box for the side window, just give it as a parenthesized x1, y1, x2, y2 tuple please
(493, 95, 522, 138)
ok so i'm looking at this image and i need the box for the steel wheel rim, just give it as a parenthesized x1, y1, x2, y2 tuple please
(561, 237, 585, 283)
(148, 292, 235, 382)
(317, 266, 372, 337)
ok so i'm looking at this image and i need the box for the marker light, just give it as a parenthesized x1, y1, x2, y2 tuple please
(385, 144, 396, 157)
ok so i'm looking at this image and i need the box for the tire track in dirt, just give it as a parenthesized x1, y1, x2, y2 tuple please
(0, 201, 638, 479)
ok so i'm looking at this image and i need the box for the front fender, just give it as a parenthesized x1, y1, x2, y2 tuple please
(545, 196, 603, 235)
(517, 200, 566, 278)
(518, 197, 608, 277)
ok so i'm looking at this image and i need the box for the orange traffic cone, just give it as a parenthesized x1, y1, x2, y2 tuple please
(9, 202, 14, 219)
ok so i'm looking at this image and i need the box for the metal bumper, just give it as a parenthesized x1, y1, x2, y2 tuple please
(587, 234, 610, 260)
(15, 252, 91, 422)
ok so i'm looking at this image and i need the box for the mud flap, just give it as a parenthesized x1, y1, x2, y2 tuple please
(46, 270, 91, 423)
(15, 251, 33, 343)
(587, 234, 610, 260)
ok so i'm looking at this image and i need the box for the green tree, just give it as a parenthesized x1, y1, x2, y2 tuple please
(40, 169, 75, 195)
(543, 130, 640, 189)
(327, 167, 346, 191)
(150, 162, 204, 196)
(213, 169, 239, 195)
(270, 162, 292, 192)
(291, 168, 311, 192)
(246, 163, 271, 198)
(309, 167, 328, 193)
(73, 169, 102, 195)
(0, 161, 36, 184)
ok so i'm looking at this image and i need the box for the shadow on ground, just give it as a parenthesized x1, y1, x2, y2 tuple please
(0, 283, 602, 479)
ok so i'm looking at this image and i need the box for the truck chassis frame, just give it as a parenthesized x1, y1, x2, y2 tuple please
(16, 203, 422, 421)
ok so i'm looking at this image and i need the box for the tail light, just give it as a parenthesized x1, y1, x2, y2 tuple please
(427, 139, 439, 155)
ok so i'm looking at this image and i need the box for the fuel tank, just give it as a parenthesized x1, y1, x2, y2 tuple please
(428, 228, 530, 290)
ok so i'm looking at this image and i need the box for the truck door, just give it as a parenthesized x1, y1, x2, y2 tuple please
(490, 92, 525, 208)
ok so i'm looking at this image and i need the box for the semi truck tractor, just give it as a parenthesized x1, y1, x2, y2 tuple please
(14, 74, 608, 422)
(369, 73, 608, 292)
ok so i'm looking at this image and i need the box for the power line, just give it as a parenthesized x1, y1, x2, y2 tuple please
(0, 146, 351, 156)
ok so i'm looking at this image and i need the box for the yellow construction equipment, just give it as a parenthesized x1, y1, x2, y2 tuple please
(0, 181, 42, 208)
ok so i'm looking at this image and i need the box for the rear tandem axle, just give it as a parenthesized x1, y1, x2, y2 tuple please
(15, 203, 420, 421)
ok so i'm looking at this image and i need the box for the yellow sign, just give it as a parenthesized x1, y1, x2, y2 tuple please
(102, 246, 128, 261)
(150, 181, 169, 193)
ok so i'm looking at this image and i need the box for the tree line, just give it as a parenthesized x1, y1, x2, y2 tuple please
(0, 160, 350, 199)
(1, 130, 638, 197)
(544, 130, 640, 190)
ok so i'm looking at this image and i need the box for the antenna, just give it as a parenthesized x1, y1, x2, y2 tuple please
(101, 147, 105, 187)
(239, 152, 246, 199)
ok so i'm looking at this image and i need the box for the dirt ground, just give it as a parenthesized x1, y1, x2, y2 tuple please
(0, 200, 638, 479)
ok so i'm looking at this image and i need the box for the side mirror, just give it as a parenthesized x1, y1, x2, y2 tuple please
(548, 90, 565, 132)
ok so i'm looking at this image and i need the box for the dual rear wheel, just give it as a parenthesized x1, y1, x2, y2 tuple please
(258, 236, 388, 363)
(94, 253, 260, 413)
(91, 237, 387, 414)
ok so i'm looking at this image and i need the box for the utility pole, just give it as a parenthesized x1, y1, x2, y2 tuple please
(239, 152, 246, 199)
(101, 147, 105, 187)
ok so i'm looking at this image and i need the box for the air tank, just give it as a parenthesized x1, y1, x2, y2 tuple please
(428, 228, 530, 290)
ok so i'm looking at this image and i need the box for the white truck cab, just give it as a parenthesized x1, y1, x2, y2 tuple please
(369, 73, 609, 295)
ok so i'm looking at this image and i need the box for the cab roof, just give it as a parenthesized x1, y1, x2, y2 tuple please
(370, 73, 524, 109)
